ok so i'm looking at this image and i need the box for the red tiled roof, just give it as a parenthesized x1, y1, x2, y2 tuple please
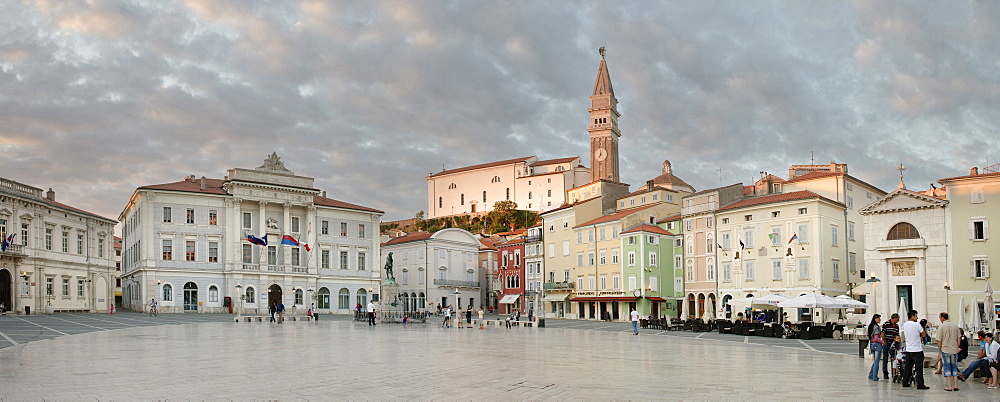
(497, 238, 525, 246)
(382, 231, 433, 246)
(479, 238, 499, 250)
(938, 171, 1000, 183)
(39, 198, 116, 222)
(783, 171, 840, 184)
(313, 196, 384, 214)
(531, 157, 578, 166)
(717, 191, 842, 212)
(567, 179, 630, 192)
(618, 186, 676, 200)
(621, 224, 674, 236)
(522, 170, 566, 178)
(539, 196, 600, 215)
(574, 204, 658, 228)
(656, 213, 681, 223)
(427, 156, 533, 178)
(139, 178, 229, 195)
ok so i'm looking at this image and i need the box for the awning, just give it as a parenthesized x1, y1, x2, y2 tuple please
(571, 297, 638, 303)
(646, 297, 667, 302)
(499, 294, 520, 304)
(542, 294, 569, 302)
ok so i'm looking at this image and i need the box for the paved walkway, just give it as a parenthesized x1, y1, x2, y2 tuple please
(0, 313, 987, 399)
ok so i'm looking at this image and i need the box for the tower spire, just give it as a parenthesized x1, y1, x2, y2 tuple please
(588, 49, 621, 183)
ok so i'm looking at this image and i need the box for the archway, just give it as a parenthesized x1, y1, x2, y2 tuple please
(183, 282, 198, 311)
(268, 284, 282, 308)
(0, 270, 11, 313)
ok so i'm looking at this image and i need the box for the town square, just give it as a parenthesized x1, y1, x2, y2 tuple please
(1, 1, 999, 400)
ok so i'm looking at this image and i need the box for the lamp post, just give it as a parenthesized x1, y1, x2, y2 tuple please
(18, 271, 28, 315)
(453, 289, 461, 313)
(235, 284, 243, 321)
(866, 276, 881, 317)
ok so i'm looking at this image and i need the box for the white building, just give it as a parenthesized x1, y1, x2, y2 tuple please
(119, 153, 383, 314)
(0, 177, 117, 314)
(380, 228, 483, 313)
(425, 156, 589, 219)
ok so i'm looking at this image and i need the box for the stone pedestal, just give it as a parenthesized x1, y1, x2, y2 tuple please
(379, 278, 404, 323)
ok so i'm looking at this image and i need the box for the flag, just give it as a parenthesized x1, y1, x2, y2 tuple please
(303, 243, 311, 252)
(739, 240, 745, 250)
(246, 234, 268, 246)
(1, 233, 13, 252)
(767, 233, 775, 241)
(717, 243, 723, 249)
(788, 234, 798, 244)
(281, 235, 300, 246)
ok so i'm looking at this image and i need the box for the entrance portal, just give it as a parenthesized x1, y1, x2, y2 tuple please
(268, 284, 282, 308)
(183, 282, 198, 311)
(0, 270, 11, 312)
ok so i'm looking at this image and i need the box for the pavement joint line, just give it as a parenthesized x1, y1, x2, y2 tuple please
(45, 315, 111, 330)
(696, 332, 707, 338)
(798, 339, 819, 351)
(12, 316, 69, 336)
(0, 329, 18, 345)
(67, 315, 142, 327)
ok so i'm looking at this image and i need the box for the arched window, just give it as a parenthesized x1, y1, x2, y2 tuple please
(491, 176, 500, 183)
(722, 294, 733, 318)
(338, 288, 350, 309)
(294, 288, 304, 305)
(357, 288, 368, 306)
(555, 166, 564, 172)
(461, 194, 465, 205)
(162, 284, 173, 301)
(418, 292, 426, 308)
(208, 285, 219, 303)
(317, 287, 330, 309)
(245, 286, 255, 303)
(887, 222, 920, 240)
(448, 183, 457, 190)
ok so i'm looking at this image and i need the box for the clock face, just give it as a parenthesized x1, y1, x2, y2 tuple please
(633, 290, 641, 297)
(594, 148, 607, 162)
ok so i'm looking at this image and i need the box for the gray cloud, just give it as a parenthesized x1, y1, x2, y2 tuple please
(1, 0, 998, 225)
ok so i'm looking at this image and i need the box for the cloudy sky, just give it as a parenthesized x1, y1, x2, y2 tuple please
(2, 1, 999, 224)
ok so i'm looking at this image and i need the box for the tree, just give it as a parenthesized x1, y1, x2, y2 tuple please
(492, 200, 517, 213)
(414, 210, 424, 221)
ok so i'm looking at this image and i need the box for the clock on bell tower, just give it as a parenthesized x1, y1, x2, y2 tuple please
(588, 49, 620, 183)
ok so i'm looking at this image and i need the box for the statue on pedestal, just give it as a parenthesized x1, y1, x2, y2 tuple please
(384, 252, 394, 280)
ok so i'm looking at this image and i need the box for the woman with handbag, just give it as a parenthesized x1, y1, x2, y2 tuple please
(868, 314, 885, 381)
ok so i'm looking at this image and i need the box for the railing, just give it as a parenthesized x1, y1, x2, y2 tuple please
(681, 201, 718, 216)
(267, 265, 284, 272)
(332, 269, 373, 278)
(1, 244, 25, 255)
(291, 267, 308, 273)
(242, 264, 260, 271)
(524, 235, 542, 243)
(0, 177, 43, 198)
(433, 279, 480, 288)
(543, 282, 575, 290)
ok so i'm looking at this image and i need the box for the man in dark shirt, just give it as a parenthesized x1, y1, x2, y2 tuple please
(882, 313, 901, 378)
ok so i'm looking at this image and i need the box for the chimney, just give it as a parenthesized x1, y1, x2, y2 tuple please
(200, 176, 206, 191)
(322, 191, 327, 198)
(971, 167, 979, 176)
(46, 188, 55, 201)
(646, 179, 655, 190)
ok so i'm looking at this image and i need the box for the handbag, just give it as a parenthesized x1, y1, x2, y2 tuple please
(872, 332, 884, 345)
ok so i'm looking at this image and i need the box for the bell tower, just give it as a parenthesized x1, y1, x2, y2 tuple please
(589, 48, 621, 183)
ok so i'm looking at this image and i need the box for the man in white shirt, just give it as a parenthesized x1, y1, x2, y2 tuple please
(630, 307, 640, 335)
(900, 310, 929, 389)
(960, 332, 1000, 383)
(366, 301, 376, 326)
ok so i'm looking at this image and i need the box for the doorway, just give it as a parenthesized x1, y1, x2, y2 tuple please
(896, 285, 913, 313)
(0, 270, 11, 312)
(183, 282, 198, 311)
(268, 284, 282, 308)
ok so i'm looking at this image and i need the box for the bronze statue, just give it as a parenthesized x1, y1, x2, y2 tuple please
(384, 252, 394, 279)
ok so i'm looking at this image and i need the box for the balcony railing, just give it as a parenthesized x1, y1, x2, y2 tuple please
(524, 235, 542, 243)
(544, 282, 575, 290)
(1, 244, 25, 255)
(242, 264, 260, 271)
(681, 201, 718, 216)
(267, 265, 284, 272)
(291, 267, 308, 273)
(433, 279, 480, 288)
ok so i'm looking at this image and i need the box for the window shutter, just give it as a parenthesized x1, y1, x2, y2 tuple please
(971, 260, 977, 278)
(984, 260, 990, 279)
(969, 221, 976, 240)
(985, 221, 991, 240)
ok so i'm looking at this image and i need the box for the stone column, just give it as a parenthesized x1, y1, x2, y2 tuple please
(307, 205, 317, 274)
(283, 202, 291, 267)
(231, 198, 241, 269)
(259, 201, 268, 267)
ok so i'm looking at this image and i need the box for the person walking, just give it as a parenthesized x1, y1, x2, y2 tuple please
(269, 303, 277, 322)
(630, 307, 640, 335)
(937, 312, 962, 391)
(478, 307, 485, 329)
(881, 313, 901, 379)
(311, 302, 319, 321)
(901, 310, 930, 389)
(276, 301, 285, 324)
(366, 300, 377, 326)
(441, 306, 451, 327)
(867, 314, 884, 381)
(465, 305, 473, 329)
(149, 299, 158, 316)
(109, 304, 115, 315)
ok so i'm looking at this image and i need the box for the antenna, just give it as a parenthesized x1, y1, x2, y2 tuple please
(717, 168, 725, 187)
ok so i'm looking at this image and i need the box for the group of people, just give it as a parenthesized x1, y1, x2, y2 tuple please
(866, 309, 999, 391)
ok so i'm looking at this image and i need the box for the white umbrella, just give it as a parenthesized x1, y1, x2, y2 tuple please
(958, 296, 966, 331)
(778, 292, 851, 309)
(834, 295, 869, 308)
(680, 299, 689, 321)
(897, 297, 907, 323)
(703, 299, 716, 321)
(754, 293, 791, 305)
(970, 297, 982, 332)
(985, 283, 996, 332)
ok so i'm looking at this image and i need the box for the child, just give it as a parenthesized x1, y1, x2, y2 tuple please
(889, 335, 904, 383)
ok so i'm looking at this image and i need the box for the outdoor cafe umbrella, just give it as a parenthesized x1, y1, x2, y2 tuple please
(958, 296, 966, 331)
(985, 282, 996, 332)
(680, 298, 689, 321)
(897, 297, 907, 323)
(970, 297, 982, 332)
(834, 295, 869, 308)
(703, 299, 716, 321)
(777, 292, 850, 309)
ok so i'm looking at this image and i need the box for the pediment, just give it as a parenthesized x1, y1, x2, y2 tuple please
(0, 207, 11, 216)
(861, 189, 947, 215)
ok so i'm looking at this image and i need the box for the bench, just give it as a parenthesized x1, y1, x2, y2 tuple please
(469, 319, 535, 327)
(236, 315, 314, 322)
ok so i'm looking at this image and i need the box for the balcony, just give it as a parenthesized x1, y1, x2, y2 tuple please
(524, 235, 542, 243)
(681, 201, 718, 216)
(266, 265, 284, 272)
(241, 264, 260, 271)
(433, 279, 481, 288)
(291, 267, 308, 273)
(0, 244, 25, 256)
(875, 238, 926, 251)
(544, 282, 575, 290)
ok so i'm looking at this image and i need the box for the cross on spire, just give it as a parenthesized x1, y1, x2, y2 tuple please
(897, 163, 907, 190)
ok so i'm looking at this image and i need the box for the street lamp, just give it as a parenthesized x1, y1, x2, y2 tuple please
(866, 276, 881, 317)
(453, 289, 461, 313)
(18, 271, 29, 315)
(235, 284, 243, 321)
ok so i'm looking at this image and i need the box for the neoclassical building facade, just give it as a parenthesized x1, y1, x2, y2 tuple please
(119, 154, 383, 314)
(0, 177, 117, 314)
(380, 228, 483, 313)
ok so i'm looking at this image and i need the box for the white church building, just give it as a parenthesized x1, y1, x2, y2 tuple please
(119, 154, 383, 314)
